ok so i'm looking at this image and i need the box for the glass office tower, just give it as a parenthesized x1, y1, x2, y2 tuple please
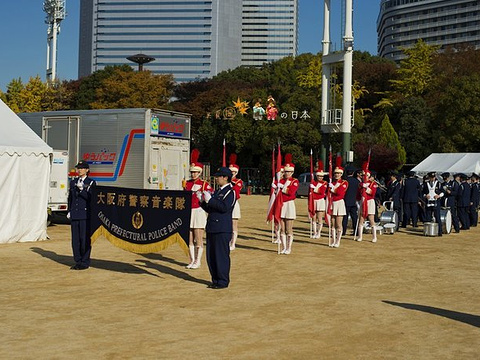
(78, 0, 242, 82)
(241, 0, 298, 67)
(377, 0, 480, 62)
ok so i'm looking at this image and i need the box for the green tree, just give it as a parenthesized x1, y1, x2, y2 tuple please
(377, 114, 406, 169)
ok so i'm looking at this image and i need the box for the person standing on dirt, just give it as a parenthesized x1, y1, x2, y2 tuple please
(67, 160, 96, 270)
(228, 154, 243, 251)
(183, 149, 212, 269)
(199, 167, 236, 289)
(278, 154, 299, 254)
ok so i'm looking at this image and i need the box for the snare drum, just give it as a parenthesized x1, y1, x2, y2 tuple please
(440, 208, 452, 234)
(424, 222, 438, 236)
(379, 210, 399, 229)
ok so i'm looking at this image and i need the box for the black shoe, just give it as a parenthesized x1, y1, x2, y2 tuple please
(207, 283, 217, 289)
(75, 265, 89, 270)
(70, 264, 79, 270)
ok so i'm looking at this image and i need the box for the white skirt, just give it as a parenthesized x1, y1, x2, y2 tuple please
(232, 201, 241, 219)
(314, 198, 326, 212)
(190, 207, 207, 229)
(332, 200, 346, 216)
(281, 200, 296, 220)
(367, 199, 376, 215)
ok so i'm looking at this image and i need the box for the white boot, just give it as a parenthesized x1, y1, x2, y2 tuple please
(230, 231, 237, 250)
(372, 226, 377, 243)
(285, 235, 293, 254)
(191, 247, 203, 269)
(311, 221, 317, 239)
(280, 234, 287, 254)
(316, 222, 323, 238)
(355, 225, 363, 242)
(334, 229, 343, 248)
(329, 228, 336, 247)
(273, 229, 281, 244)
(186, 245, 195, 268)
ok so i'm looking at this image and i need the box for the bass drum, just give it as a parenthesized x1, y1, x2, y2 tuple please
(379, 210, 399, 230)
(440, 208, 452, 234)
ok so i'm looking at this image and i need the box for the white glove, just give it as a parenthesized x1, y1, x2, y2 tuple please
(76, 181, 84, 191)
(277, 183, 284, 189)
(309, 184, 316, 189)
(328, 182, 334, 189)
(66, 212, 71, 220)
(203, 191, 212, 202)
(271, 183, 277, 189)
(362, 183, 368, 188)
(195, 191, 203, 201)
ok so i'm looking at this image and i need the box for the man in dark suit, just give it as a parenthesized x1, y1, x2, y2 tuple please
(402, 171, 421, 227)
(200, 167, 236, 289)
(68, 160, 96, 270)
(343, 169, 361, 235)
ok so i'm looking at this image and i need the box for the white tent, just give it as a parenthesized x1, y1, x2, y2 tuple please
(0, 100, 53, 243)
(412, 153, 480, 176)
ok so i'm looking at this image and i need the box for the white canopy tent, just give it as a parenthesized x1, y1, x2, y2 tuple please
(411, 153, 480, 176)
(0, 100, 52, 243)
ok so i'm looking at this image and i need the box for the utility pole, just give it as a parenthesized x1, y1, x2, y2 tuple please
(44, 0, 66, 82)
(320, 0, 354, 164)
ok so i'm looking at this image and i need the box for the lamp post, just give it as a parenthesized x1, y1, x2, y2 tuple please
(126, 53, 155, 71)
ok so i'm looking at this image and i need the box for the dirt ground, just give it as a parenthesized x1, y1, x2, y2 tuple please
(1, 195, 479, 359)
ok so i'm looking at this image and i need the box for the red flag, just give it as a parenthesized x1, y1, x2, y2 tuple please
(308, 149, 315, 218)
(267, 143, 283, 223)
(222, 138, 226, 167)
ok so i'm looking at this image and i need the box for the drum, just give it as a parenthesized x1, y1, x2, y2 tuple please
(423, 222, 438, 236)
(440, 208, 452, 234)
(379, 210, 399, 229)
(383, 223, 396, 234)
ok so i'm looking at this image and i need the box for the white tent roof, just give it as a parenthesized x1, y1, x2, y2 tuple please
(412, 153, 480, 175)
(0, 99, 52, 156)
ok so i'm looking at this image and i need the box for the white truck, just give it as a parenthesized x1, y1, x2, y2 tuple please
(19, 108, 192, 219)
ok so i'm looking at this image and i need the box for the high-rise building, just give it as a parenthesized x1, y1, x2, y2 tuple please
(377, 0, 480, 62)
(241, 0, 298, 67)
(78, 0, 299, 82)
(78, 0, 242, 82)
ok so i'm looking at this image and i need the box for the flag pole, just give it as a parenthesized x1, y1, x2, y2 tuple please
(222, 138, 226, 167)
(327, 145, 333, 247)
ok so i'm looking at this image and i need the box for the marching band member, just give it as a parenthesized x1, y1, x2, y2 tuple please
(278, 154, 299, 254)
(229, 154, 243, 250)
(310, 161, 327, 238)
(441, 172, 460, 233)
(470, 173, 479, 227)
(402, 171, 422, 228)
(457, 173, 471, 230)
(184, 149, 212, 269)
(328, 162, 348, 248)
(355, 171, 379, 243)
(422, 171, 444, 236)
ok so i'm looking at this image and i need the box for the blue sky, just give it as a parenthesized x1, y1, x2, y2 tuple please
(0, 0, 380, 91)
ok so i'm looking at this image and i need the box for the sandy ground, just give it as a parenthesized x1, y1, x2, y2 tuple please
(1, 195, 479, 359)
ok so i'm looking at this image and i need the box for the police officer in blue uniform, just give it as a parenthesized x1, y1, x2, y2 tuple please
(402, 171, 421, 228)
(470, 173, 479, 227)
(457, 173, 471, 230)
(342, 169, 361, 235)
(441, 172, 460, 233)
(199, 167, 236, 289)
(68, 160, 96, 270)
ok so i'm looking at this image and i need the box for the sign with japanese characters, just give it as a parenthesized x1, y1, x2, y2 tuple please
(90, 185, 191, 255)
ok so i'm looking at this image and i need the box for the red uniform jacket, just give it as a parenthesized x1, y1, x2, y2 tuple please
(312, 180, 327, 200)
(184, 178, 212, 209)
(231, 178, 243, 200)
(280, 177, 299, 202)
(331, 179, 348, 201)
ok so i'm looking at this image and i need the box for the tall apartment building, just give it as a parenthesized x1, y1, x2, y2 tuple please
(78, 0, 242, 82)
(78, 0, 298, 82)
(242, 0, 298, 67)
(377, 0, 480, 62)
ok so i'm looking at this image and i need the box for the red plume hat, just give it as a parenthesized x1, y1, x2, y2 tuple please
(334, 155, 344, 174)
(284, 153, 295, 172)
(228, 153, 239, 172)
(315, 160, 325, 176)
(189, 149, 203, 172)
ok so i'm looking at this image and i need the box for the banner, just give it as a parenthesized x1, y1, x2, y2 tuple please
(90, 185, 191, 255)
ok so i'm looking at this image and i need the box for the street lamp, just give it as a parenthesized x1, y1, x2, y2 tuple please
(126, 53, 155, 71)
